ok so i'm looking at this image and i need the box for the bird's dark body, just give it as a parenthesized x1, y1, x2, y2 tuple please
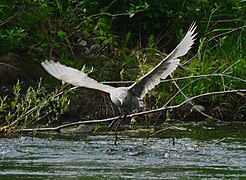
(110, 87, 142, 113)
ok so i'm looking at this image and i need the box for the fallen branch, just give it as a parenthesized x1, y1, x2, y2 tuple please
(19, 115, 121, 133)
(19, 89, 246, 133)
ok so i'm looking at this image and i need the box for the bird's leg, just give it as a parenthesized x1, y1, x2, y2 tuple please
(107, 117, 120, 129)
(114, 122, 119, 145)
(107, 108, 125, 129)
(113, 114, 126, 145)
(109, 114, 126, 127)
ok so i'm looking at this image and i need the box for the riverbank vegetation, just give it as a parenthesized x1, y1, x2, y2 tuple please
(0, 0, 245, 134)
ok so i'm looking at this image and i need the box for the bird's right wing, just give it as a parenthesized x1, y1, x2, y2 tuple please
(41, 60, 115, 93)
(128, 23, 197, 99)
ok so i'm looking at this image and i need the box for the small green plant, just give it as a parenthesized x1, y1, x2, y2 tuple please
(0, 27, 27, 54)
(0, 79, 70, 133)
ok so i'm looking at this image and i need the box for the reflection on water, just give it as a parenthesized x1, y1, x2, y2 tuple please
(1, 124, 246, 179)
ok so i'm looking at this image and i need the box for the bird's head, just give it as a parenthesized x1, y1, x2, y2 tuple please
(118, 90, 129, 106)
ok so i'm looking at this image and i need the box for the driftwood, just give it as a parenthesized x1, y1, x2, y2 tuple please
(19, 89, 246, 133)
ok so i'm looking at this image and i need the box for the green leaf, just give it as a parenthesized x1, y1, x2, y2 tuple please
(57, 30, 66, 40)
(211, 28, 235, 32)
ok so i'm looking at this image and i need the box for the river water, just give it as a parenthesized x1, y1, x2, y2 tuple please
(0, 123, 246, 179)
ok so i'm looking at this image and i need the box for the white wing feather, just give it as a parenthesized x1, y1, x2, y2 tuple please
(129, 23, 197, 98)
(41, 60, 115, 93)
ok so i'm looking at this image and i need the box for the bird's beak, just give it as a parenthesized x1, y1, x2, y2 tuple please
(119, 99, 124, 106)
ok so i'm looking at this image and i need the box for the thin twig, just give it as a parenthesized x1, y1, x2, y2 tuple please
(170, 74, 220, 121)
(0, 63, 20, 71)
(0, 10, 23, 26)
(222, 60, 241, 73)
(162, 73, 246, 83)
(150, 126, 186, 137)
(208, 25, 246, 43)
(69, 9, 147, 38)
(213, 138, 226, 144)
(130, 89, 246, 118)
(101, 73, 246, 85)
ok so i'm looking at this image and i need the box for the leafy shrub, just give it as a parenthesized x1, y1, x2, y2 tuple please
(0, 79, 69, 132)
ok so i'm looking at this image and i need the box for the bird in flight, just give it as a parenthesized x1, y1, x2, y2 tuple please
(41, 23, 197, 113)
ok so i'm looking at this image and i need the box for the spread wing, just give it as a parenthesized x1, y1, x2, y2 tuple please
(41, 60, 115, 93)
(129, 22, 197, 99)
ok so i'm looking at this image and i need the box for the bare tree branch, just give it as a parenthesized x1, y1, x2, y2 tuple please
(18, 89, 246, 133)
(101, 73, 246, 85)
(170, 75, 221, 121)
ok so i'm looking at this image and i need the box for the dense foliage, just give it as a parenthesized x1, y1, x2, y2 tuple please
(0, 0, 245, 131)
(1, 0, 245, 60)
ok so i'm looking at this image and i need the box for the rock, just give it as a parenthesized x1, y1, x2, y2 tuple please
(90, 44, 101, 51)
(79, 40, 87, 46)
(192, 105, 205, 112)
(84, 47, 91, 54)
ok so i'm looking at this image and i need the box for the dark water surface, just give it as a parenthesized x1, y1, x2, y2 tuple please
(1, 123, 246, 179)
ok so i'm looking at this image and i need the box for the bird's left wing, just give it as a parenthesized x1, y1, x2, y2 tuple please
(41, 60, 115, 93)
(128, 22, 197, 99)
